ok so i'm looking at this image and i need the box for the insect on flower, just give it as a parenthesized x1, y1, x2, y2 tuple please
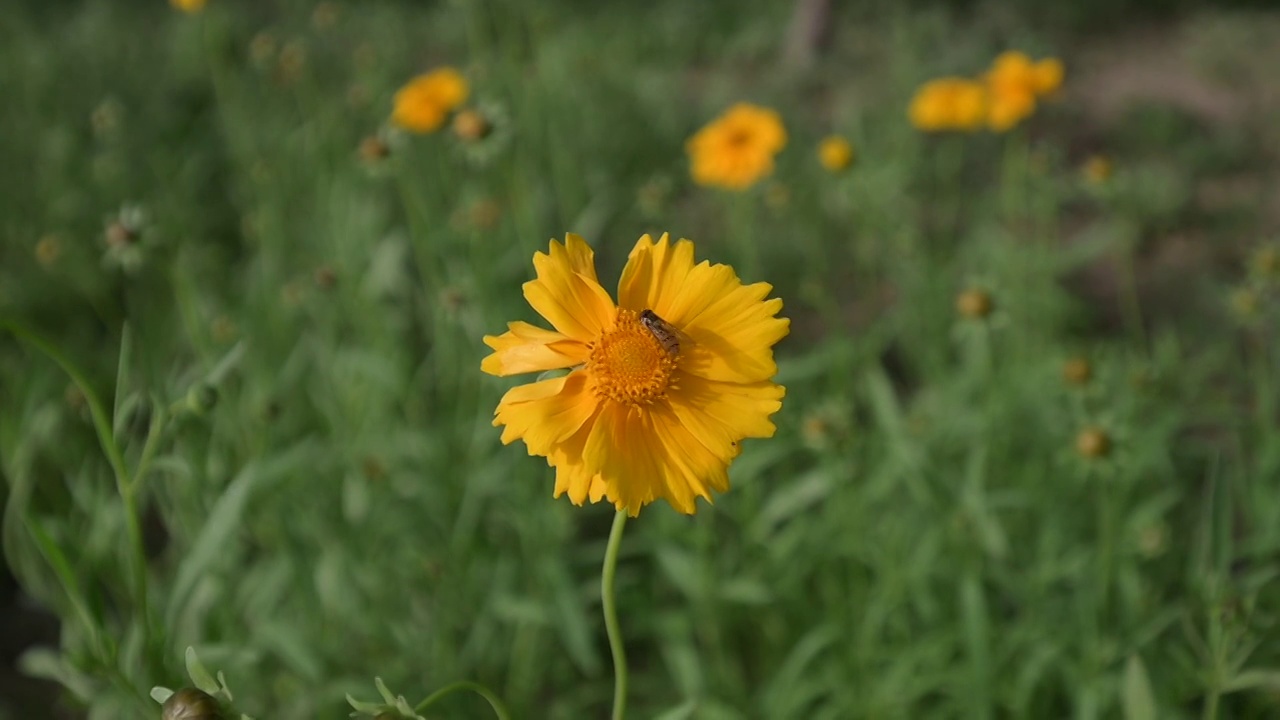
(481, 233, 788, 516)
(638, 309, 691, 358)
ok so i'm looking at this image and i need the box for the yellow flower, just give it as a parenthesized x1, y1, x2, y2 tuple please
(391, 68, 469, 134)
(1033, 58, 1065, 96)
(482, 233, 789, 516)
(169, 0, 206, 11)
(686, 103, 787, 190)
(1083, 155, 1112, 185)
(983, 51, 1065, 131)
(817, 135, 854, 172)
(908, 77, 987, 132)
(984, 52, 1040, 131)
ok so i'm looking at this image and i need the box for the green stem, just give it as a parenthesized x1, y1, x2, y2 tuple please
(1202, 688, 1219, 720)
(602, 510, 629, 720)
(1, 320, 153, 659)
(415, 680, 511, 720)
(1118, 238, 1148, 350)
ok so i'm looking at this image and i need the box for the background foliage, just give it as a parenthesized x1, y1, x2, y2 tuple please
(3, 0, 1280, 718)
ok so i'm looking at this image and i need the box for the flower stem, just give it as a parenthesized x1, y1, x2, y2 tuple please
(602, 510, 629, 720)
(414, 680, 511, 720)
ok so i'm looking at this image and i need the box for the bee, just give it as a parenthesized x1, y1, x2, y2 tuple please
(639, 309, 689, 357)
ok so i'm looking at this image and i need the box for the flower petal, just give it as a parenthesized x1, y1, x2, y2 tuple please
(493, 372, 598, 457)
(557, 233, 600, 284)
(481, 321, 590, 377)
(618, 233, 690, 314)
(649, 403, 731, 508)
(679, 284, 790, 384)
(548, 409, 604, 505)
(523, 236, 616, 342)
(619, 234, 788, 384)
(582, 403, 668, 516)
(668, 375, 785, 463)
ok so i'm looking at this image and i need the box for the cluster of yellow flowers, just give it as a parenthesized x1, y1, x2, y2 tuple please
(382, 68, 511, 166)
(683, 104, 858, 190)
(908, 51, 1064, 133)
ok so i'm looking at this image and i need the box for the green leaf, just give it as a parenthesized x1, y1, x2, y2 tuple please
(150, 687, 175, 704)
(18, 646, 96, 701)
(754, 467, 833, 537)
(165, 441, 318, 628)
(1122, 654, 1156, 720)
(112, 322, 133, 433)
(761, 625, 839, 716)
(652, 699, 698, 720)
(24, 517, 102, 657)
(1225, 669, 1280, 693)
(185, 647, 220, 695)
(655, 545, 701, 600)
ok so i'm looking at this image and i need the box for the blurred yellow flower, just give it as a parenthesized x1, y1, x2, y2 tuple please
(817, 135, 854, 172)
(170, 0, 206, 11)
(908, 78, 987, 132)
(686, 103, 787, 190)
(482, 233, 788, 516)
(1083, 155, 1112, 185)
(1033, 58, 1065, 95)
(391, 68, 469, 134)
(983, 51, 1065, 131)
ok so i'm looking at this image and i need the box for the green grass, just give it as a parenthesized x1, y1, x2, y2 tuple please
(3, 1, 1280, 718)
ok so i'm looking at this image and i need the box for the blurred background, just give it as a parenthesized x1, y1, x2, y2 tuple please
(3, 0, 1280, 718)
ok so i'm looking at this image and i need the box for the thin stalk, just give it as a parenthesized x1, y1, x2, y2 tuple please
(602, 510, 630, 720)
(1118, 239, 1148, 351)
(415, 680, 512, 720)
(1202, 688, 1220, 720)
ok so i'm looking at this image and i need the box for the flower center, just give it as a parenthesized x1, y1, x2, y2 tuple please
(726, 127, 753, 148)
(588, 309, 676, 406)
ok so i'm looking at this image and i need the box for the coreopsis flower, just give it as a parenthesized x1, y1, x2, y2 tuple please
(984, 51, 1065, 131)
(686, 103, 787, 190)
(482, 233, 788, 515)
(817, 135, 854, 172)
(908, 77, 987, 132)
(391, 68, 469, 133)
(169, 0, 207, 12)
(1033, 57, 1065, 96)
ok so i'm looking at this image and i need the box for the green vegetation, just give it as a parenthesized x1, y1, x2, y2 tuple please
(2, 1, 1280, 718)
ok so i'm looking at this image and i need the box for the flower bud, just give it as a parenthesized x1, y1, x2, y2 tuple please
(186, 384, 219, 415)
(162, 688, 223, 720)
(1061, 357, 1092, 386)
(452, 109, 492, 141)
(1075, 427, 1111, 459)
(359, 135, 391, 163)
(956, 288, 994, 319)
